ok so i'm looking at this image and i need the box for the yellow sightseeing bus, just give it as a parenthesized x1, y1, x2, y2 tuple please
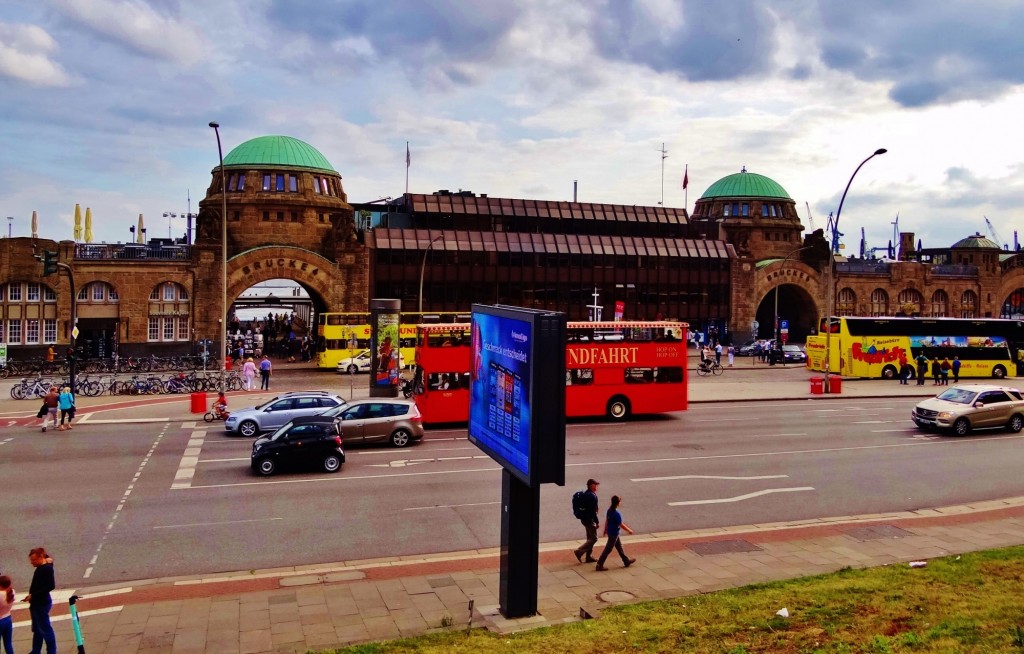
(316, 311, 470, 370)
(805, 317, 1024, 380)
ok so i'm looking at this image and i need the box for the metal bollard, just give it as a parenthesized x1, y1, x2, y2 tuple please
(68, 594, 86, 653)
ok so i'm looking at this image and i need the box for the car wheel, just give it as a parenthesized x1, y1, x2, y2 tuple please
(607, 396, 630, 421)
(952, 417, 970, 436)
(1008, 414, 1023, 433)
(323, 454, 342, 473)
(881, 365, 898, 380)
(239, 420, 259, 438)
(390, 428, 412, 448)
(348, 364, 358, 374)
(255, 457, 276, 476)
(992, 365, 1007, 379)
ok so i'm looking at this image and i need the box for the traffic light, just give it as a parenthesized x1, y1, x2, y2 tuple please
(42, 251, 59, 276)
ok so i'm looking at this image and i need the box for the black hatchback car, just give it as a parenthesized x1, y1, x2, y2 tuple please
(250, 416, 345, 476)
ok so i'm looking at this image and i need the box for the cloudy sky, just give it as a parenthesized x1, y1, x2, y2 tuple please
(2, 0, 1024, 254)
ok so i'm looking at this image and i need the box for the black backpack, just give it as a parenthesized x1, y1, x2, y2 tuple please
(571, 490, 587, 520)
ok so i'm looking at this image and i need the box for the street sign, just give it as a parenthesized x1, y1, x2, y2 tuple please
(71, 326, 80, 339)
(779, 320, 789, 331)
(782, 332, 789, 344)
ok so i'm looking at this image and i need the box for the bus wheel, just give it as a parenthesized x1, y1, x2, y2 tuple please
(992, 365, 1007, 379)
(606, 397, 631, 421)
(881, 365, 898, 380)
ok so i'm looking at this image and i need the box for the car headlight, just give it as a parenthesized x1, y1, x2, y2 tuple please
(937, 412, 954, 420)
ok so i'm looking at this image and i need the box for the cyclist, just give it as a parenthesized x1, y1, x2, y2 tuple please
(213, 392, 229, 420)
(699, 345, 713, 371)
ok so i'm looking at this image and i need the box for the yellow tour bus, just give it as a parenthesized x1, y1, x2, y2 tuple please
(805, 317, 1024, 380)
(316, 311, 470, 370)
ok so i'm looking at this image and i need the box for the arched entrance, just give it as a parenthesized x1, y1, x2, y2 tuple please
(754, 284, 820, 343)
(229, 278, 326, 362)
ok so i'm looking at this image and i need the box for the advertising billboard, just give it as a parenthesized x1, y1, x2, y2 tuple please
(468, 304, 566, 487)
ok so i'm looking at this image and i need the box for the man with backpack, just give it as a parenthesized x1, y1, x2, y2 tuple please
(572, 479, 600, 563)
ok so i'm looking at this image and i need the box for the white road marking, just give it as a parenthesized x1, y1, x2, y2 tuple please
(404, 501, 500, 511)
(852, 420, 894, 424)
(588, 439, 635, 444)
(177, 433, 1024, 490)
(154, 517, 284, 529)
(171, 429, 207, 489)
(872, 428, 916, 433)
(0, 437, 12, 446)
(632, 474, 790, 482)
(84, 427, 166, 579)
(669, 487, 815, 506)
(354, 446, 477, 456)
(78, 417, 170, 424)
(200, 457, 249, 463)
(14, 606, 123, 628)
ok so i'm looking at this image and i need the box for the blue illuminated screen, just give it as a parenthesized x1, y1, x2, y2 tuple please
(468, 311, 532, 480)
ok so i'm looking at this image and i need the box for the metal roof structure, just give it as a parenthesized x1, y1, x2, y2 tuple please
(222, 135, 337, 172)
(699, 169, 791, 200)
(401, 193, 688, 225)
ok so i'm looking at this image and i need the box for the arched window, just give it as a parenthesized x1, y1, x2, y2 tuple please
(77, 282, 119, 303)
(961, 290, 977, 318)
(1, 281, 59, 345)
(1001, 288, 1024, 319)
(148, 282, 191, 342)
(870, 289, 889, 316)
(931, 290, 949, 317)
(836, 288, 856, 316)
(897, 289, 923, 315)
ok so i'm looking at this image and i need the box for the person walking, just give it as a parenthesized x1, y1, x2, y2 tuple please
(57, 386, 75, 431)
(714, 342, 723, 365)
(26, 547, 57, 654)
(259, 355, 272, 390)
(952, 356, 961, 383)
(41, 386, 59, 432)
(727, 344, 735, 367)
(915, 352, 928, 386)
(930, 358, 941, 385)
(242, 357, 257, 391)
(595, 495, 636, 571)
(0, 574, 14, 654)
(573, 479, 600, 564)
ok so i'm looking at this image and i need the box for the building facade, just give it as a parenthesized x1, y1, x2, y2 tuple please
(5, 135, 1024, 360)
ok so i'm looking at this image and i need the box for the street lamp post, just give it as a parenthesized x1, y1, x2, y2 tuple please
(209, 122, 229, 392)
(418, 234, 444, 314)
(163, 212, 176, 240)
(824, 148, 887, 390)
(7, 216, 12, 238)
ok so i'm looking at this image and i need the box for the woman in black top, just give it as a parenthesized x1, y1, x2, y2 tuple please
(26, 547, 56, 654)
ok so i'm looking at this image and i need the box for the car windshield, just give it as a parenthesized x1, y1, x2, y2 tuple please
(319, 403, 346, 418)
(268, 421, 296, 441)
(783, 345, 801, 352)
(936, 388, 977, 404)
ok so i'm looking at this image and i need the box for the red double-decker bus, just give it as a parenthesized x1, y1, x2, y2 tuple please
(412, 320, 688, 424)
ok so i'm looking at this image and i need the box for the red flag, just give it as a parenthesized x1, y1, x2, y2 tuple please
(682, 165, 689, 190)
(406, 142, 410, 168)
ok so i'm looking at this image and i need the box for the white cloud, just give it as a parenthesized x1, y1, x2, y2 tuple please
(52, 0, 205, 66)
(0, 22, 72, 86)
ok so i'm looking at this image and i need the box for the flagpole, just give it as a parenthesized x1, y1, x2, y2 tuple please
(405, 141, 410, 195)
(683, 164, 689, 211)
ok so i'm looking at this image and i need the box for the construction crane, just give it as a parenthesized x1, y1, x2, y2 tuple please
(805, 202, 815, 231)
(825, 211, 842, 253)
(985, 216, 1007, 250)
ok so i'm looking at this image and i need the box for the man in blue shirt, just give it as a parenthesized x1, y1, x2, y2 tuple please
(596, 495, 636, 571)
(259, 355, 272, 390)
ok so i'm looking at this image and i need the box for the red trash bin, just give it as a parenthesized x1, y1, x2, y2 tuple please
(190, 392, 207, 413)
(809, 377, 824, 395)
(827, 376, 842, 394)
(224, 355, 233, 371)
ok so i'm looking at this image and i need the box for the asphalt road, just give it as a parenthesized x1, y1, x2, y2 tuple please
(4, 396, 1024, 586)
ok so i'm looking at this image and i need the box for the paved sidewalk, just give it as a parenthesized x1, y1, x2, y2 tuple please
(9, 497, 1024, 653)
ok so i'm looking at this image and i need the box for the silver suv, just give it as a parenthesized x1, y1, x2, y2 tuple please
(225, 391, 347, 437)
(912, 384, 1024, 436)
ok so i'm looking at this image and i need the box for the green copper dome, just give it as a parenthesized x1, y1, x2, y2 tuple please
(951, 233, 1001, 249)
(222, 136, 337, 172)
(700, 169, 791, 199)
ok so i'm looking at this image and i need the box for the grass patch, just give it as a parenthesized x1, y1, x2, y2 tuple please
(320, 546, 1024, 653)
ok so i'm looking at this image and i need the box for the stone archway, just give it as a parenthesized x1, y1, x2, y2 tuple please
(996, 268, 1024, 318)
(751, 261, 824, 342)
(227, 246, 346, 311)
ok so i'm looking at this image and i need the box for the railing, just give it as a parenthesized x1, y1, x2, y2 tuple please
(836, 261, 890, 274)
(931, 264, 978, 276)
(74, 244, 192, 261)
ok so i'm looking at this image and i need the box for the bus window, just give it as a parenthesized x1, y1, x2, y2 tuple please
(566, 369, 594, 386)
(656, 367, 684, 383)
(625, 368, 655, 383)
